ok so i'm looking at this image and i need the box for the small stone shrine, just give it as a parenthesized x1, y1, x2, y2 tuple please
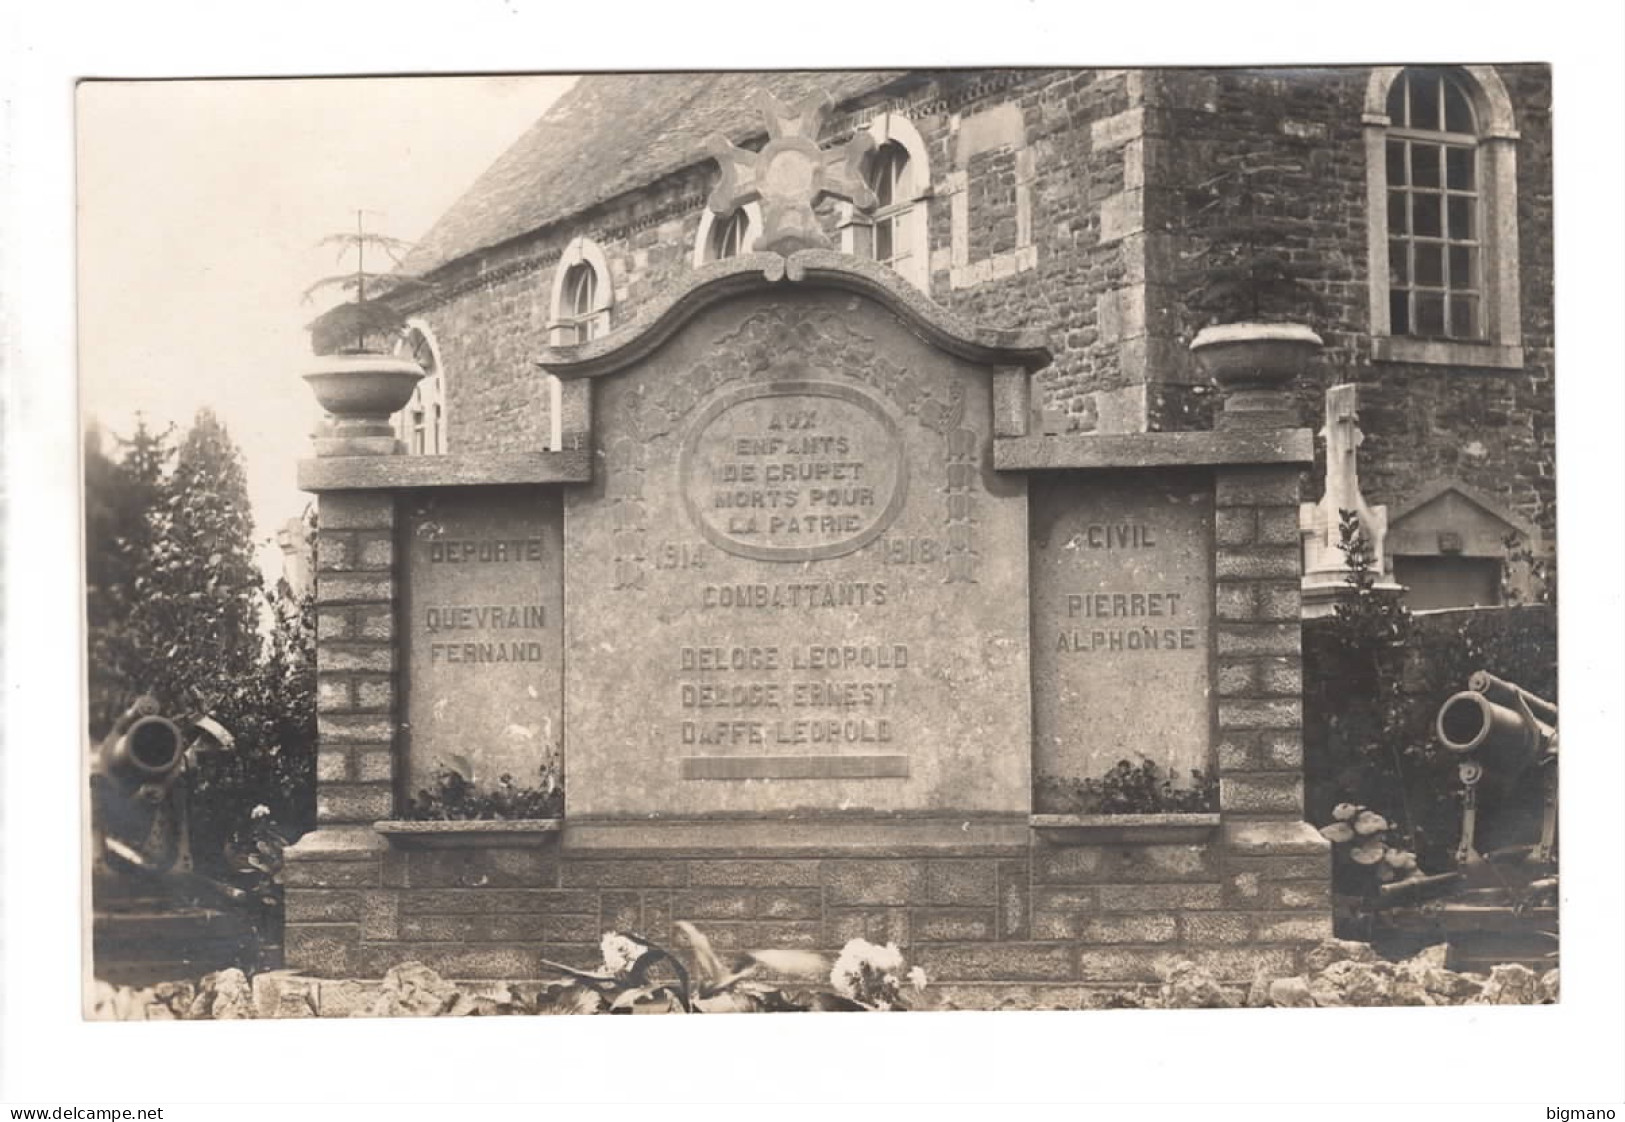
(285, 90, 1332, 1002)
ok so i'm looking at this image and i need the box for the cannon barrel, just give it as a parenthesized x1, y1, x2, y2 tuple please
(1436, 673, 1555, 800)
(1436, 691, 1531, 755)
(1467, 670, 1558, 725)
(104, 715, 186, 781)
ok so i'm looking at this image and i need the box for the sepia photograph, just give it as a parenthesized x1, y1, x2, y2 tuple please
(4, 5, 1623, 1114)
(77, 64, 1562, 1018)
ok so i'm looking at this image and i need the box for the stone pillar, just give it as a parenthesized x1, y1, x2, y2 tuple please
(312, 492, 399, 822)
(1210, 369, 1334, 964)
(312, 487, 401, 822)
(282, 490, 400, 977)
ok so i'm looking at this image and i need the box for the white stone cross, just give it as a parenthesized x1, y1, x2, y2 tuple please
(1300, 382, 1396, 613)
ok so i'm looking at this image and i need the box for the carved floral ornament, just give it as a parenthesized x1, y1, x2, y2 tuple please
(616, 307, 963, 443)
(706, 89, 877, 256)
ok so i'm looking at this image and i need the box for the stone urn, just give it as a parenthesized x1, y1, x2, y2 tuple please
(1188, 322, 1322, 393)
(303, 352, 424, 439)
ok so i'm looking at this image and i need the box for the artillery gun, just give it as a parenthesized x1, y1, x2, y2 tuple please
(1378, 671, 1558, 970)
(1437, 671, 1558, 867)
(91, 696, 239, 888)
(90, 696, 273, 984)
(1434, 671, 1557, 904)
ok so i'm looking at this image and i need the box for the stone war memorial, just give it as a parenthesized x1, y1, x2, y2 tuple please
(286, 89, 1334, 1006)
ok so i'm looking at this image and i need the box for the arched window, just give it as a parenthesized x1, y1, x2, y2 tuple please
(870, 142, 914, 275)
(1384, 69, 1481, 340)
(1365, 66, 1523, 367)
(693, 201, 761, 266)
(564, 262, 596, 320)
(548, 236, 613, 345)
(712, 209, 750, 259)
(841, 113, 931, 291)
(394, 321, 445, 455)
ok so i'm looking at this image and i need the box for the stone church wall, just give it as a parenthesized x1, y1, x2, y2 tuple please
(404, 66, 1553, 538)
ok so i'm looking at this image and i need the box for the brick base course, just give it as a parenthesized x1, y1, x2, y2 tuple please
(286, 832, 1329, 984)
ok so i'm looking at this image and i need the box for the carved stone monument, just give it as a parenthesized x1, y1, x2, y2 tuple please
(285, 90, 1331, 1000)
(563, 291, 1033, 823)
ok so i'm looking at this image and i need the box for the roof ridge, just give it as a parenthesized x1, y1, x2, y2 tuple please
(403, 71, 907, 277)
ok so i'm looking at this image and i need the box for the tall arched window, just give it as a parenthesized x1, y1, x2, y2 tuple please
(1384, 68, 1481, 340)
(394, 322, 445, 455)
(711, 209, 750, 259)
(693, 201, 761, 266)
(870, 142, 914, 276)
(548, 236, 613, 345)
(1365, 66, 1523, 367)
(564, 262, 596, 321)
(841, 112, 930, 291)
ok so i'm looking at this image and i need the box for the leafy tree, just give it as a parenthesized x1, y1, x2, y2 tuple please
(84, 410, 318, 877)
(1304, 513, 1430, 861)
(138, 408, 266, 709)
(84, 417, 173, 737)
(189, 509, 320, 867)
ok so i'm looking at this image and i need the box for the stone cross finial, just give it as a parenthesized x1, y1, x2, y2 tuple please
(705, 89, 877, 256)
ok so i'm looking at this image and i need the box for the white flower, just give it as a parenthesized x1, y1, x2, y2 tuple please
(830, 941, 868, 999)
(907, 965, 928, 992)
(831, 939, 914, 1006)
(250, 804, 271, 820)
(600, 932, 644, 977)
(871, 942, 905, 974)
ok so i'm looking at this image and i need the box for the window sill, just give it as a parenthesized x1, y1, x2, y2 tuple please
(1030, 813, 1220, 845)
(373, 819, 561, 848)
(1372, 336, 1525, 369)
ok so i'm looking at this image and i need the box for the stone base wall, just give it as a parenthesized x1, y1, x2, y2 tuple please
(293, 445, 1331, 992)
(285, 826, 1330, 989)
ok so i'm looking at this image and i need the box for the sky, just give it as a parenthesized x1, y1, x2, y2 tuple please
(76, 76, 576, 579)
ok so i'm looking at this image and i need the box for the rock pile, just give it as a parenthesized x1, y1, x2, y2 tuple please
(85, 942, 1560, 1018)
(1229, 941, 1555, 1008)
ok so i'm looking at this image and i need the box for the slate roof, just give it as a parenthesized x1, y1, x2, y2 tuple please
(405, 70, 911, 277)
